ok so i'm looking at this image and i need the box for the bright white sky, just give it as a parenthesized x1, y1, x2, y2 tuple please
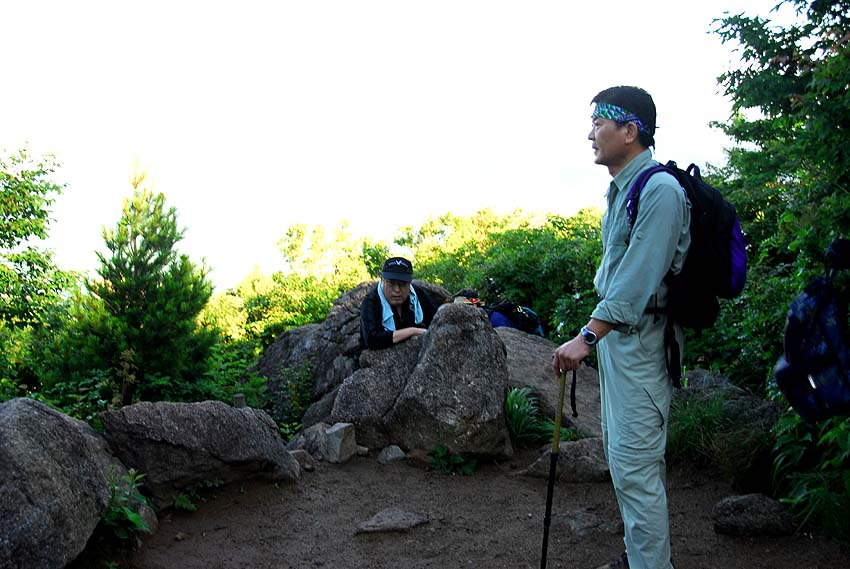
(1, 0, 790, 291)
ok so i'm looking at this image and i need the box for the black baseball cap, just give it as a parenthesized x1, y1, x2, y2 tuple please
(381, 257, 414, 282)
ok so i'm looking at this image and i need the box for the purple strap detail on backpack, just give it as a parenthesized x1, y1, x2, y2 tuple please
(626, 165, 674, 233)
(728, 217, 747, 297)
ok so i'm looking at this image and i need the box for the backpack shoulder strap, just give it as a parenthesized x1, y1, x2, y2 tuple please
(626, 163, 676, 237)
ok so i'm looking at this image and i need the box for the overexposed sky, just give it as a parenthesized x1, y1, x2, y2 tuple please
(1, 1, 789, 291)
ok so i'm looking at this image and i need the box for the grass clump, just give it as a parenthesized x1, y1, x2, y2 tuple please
(505, 387, 575, 448)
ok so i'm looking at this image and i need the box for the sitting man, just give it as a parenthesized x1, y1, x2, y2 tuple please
(360, 257, 438, 350)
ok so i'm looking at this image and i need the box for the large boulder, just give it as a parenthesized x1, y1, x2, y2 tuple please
(101, 400, 300, 509)
(0, 398, 131, 569)
(400, 303, 513, 455)
(333, 303, 513, 456)
(495, 327, 601, 437)
(330, 336, 422, 449)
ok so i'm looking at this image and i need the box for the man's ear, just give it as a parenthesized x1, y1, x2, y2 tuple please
(624, 122, 640, 144)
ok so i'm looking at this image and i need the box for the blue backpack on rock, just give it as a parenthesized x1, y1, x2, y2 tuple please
(774, 239, 850, 424)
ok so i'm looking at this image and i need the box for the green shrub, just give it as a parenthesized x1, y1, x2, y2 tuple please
(173, 493, 198, 512)
(41, 369, 112, 429)
(667, 390, 778, 493)
(773, 411, 850, 545)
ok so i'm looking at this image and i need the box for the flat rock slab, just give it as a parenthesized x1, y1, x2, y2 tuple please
(355, 507, 429, 534)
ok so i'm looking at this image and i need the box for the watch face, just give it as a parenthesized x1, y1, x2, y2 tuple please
(581, 326, 597, 345)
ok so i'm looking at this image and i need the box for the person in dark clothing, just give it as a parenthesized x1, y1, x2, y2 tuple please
(360, 257, 438, 350)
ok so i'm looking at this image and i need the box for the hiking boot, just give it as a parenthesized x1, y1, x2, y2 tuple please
(593, 551, 628, 569)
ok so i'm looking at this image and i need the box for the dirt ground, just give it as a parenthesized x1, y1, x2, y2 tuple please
(115, 447, 850, 569)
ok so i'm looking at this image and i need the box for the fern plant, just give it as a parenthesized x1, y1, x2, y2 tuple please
(505, 387, 574, 448)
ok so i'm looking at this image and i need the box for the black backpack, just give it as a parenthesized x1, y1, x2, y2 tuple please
(774, 239, 850, 424)
(628, 161, 748, 327)
(628, 161, 748, 386)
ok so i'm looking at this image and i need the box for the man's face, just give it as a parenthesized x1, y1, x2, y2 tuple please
(588, 116, 630, 169)
(381, 278, 410, 307)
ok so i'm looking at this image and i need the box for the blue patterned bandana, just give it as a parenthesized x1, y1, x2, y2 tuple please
(592, 102, 652, 135)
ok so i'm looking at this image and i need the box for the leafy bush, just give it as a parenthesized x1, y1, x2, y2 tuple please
(773, 412, 850, 545)
(667, 390, 778, 493)
(42, 369, 112, 429)
(173, 493, 199, 512)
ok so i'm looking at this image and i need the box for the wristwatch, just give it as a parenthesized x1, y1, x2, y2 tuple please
(580, 325, 599, 346)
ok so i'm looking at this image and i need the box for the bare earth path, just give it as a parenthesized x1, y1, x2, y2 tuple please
(128, 448, 848, 569)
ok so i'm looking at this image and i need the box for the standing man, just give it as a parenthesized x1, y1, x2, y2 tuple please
(553, 86, 690, 569)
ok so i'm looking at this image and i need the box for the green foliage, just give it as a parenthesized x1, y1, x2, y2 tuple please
(208, 223, 387, 351)
(173, 493, 198, 512)
(41, 369, 112, 428)
(243, 272, 339, 348)
(684, 264, 799, 394)
(505, 387, 575, 448)
(398, 208, 523, 291)
(171, 478, 224, 512)
(429, 444, 477, 476)
(264, 361, 316, 439)
(773, 411, 850, 544)
(49, 171, 215, 404)
(713, 0, 850, 271)
(0, 148, 74, 398)
(102, 468, 150, 540)
(667, 390, 779, 493)
(710, 1, 850, 543)
(0, 147, 73, 328)
(404, 208, 602, 337)
(666, 394, 728, 466)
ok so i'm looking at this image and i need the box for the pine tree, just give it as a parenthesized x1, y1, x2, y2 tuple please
(88, 170, 214, 403)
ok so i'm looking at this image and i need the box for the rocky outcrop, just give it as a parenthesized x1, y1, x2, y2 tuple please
(251, 280, 452, 406)
(101, 400, 301, 509)
(330, 303, 512, 456)
(0, 398, 134, 569)
(256, 281, 604, 457)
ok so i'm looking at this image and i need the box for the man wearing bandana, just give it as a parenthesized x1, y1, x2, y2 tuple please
(553, 86, 690, 569)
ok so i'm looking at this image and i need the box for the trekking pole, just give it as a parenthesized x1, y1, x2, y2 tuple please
(540, 368, 570, 569)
